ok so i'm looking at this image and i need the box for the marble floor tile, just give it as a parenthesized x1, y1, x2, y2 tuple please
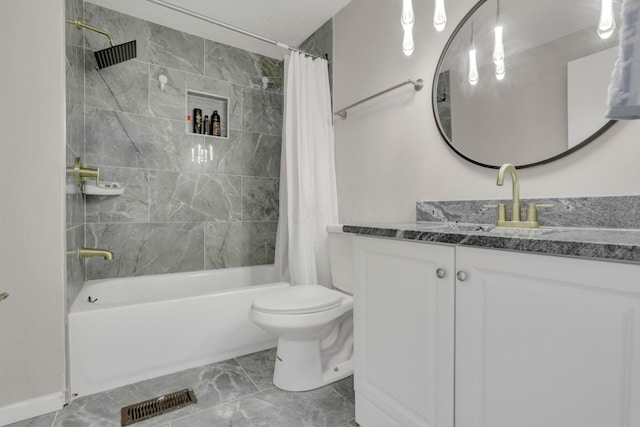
(331, 375, 355, 405)
(171, 386, 354, 427)
(15, 349, 356, 427)
(53, 383, 175, 427)
(5, 412, 56, 427)
(133, 359, 259, 410)
(236, 347, 276, 390)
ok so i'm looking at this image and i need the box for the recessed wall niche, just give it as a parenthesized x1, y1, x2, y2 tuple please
(186, 90, 229, 138)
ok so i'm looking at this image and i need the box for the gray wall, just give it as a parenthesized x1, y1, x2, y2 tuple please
(299, 18, 334, 93)
(75, 3, 284, 280)
(66, 0, 85, 306)
(65, 3, 333, 285)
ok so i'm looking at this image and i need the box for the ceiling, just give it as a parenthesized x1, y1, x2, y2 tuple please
(86, 0, 352, 59)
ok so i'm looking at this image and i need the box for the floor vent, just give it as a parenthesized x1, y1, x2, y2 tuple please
(120, 388, 197, 426)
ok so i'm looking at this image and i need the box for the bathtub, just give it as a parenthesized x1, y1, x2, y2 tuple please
(69, 265, 288, 397)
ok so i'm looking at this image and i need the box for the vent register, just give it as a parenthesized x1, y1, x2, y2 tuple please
(120, 388, 197, 426)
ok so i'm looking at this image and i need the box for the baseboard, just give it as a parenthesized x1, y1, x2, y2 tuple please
(0, 392, 65, 426)
(355, 392, 402, 427)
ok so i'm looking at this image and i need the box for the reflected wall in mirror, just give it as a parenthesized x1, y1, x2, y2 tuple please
(432, 0, 620, 169)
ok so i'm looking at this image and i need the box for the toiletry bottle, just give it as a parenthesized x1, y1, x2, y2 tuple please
(212, 110, 221, 137)
(193, 109, 202, 134)
(203, 115, 209, 135)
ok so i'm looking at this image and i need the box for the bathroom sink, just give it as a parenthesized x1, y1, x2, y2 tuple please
(415, 222, 492, 233)
(481, 226, 553, 237)
(415, 222, 554, 237)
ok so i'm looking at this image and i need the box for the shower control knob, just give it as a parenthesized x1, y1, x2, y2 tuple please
(456, 271, 468, 281)
(436, 268, 446, 278)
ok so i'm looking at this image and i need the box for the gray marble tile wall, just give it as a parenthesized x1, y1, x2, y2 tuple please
(298, 19, 334, 95)
(65, 0, 85, 306)
(417, 196, 640, 229)
(80, 3, 284, 279)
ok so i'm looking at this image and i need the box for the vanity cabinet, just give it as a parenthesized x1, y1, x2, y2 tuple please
(455, 246, 640, 427)
(353, 236, 455, 427)
(353, 236, 640, 427)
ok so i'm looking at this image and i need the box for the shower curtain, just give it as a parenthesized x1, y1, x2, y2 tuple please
(274, 52, 339, 287)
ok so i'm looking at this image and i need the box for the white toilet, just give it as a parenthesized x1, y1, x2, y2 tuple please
(250, 226, 354, 391)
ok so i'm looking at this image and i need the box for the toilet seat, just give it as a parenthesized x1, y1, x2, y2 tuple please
(252, 284, 344, 315)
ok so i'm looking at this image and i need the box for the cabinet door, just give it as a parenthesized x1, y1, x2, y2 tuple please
(353, 236, 455, 427)
(456, 246, 640, 427)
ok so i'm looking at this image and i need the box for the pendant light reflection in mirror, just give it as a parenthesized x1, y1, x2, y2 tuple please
(598, 0, 616, 39)
(493, 0, 505, 80)
(468, 22, 479, 85)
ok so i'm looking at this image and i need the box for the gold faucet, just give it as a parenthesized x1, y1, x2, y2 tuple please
(78, 247, 114, 260)
(497, 163, 521, 222)
(486, 163, 553, 228)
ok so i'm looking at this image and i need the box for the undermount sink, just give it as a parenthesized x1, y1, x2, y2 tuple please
(416, 222, 553, 237)
(481, 226, 552, 237)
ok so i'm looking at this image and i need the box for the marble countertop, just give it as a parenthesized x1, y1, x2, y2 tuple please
(342, 222, 640, 264)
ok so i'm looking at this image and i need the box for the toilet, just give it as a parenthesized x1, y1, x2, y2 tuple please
(250, 226, 354, 392)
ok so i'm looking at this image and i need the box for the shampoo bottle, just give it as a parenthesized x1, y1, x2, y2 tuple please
(193, 109, 202, 134)
(212, 110, 221, 137)
(203, 115, 209, 135)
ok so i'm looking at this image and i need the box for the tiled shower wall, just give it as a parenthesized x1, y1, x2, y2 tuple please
(65, 2, 333, 283)
(65, 0, 85, 305)
(77, 3, 285, 280)
(299, 19, 334, 93)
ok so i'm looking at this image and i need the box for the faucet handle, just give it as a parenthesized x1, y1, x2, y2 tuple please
(483, 203, 507, 224)
(525, 203, 553, 224)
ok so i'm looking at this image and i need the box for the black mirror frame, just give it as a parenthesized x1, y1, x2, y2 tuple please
(431, 0, 618, 169)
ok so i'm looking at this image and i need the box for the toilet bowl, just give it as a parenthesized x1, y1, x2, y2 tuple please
(249, 226, 354, 392)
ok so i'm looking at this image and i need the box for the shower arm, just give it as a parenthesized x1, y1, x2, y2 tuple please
(66, 18, 114, 46)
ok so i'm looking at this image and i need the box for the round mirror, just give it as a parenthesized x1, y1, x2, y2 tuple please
(433, 0, 620, 169)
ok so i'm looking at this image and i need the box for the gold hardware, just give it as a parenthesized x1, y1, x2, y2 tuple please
(66, 18, 114, 46)
(491, 164, 554, 228)
(78, 247, 114, 260)
(483, 203, 506, 223)
(497, 163, 521, 222)
(524, 203, 554, 228)
(66, 157, 99, 186)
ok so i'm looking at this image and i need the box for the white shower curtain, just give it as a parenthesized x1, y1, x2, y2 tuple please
(274, 52, 339, 287)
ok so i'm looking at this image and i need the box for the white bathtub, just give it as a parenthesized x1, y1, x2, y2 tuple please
(69, 265, 288, 397)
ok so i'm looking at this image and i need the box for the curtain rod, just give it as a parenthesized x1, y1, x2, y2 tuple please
(146, 0, 325, 60)
(334, 79, 424, 119)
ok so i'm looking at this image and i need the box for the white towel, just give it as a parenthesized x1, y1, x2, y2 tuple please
(605, 0, 640, 120)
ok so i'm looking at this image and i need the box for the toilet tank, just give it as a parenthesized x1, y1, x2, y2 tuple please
(327, 225, 354, 295)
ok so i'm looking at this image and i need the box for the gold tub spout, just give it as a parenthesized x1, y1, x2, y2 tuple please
(78, 247, 114, 260)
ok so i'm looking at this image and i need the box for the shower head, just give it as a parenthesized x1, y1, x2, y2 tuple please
(93, 40, 137, 69)
(66, 18, 137, 69)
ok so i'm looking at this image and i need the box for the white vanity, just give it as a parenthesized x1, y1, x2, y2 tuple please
(350, 226, 640, 427)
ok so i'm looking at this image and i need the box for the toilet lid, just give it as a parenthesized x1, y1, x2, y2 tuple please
(252, 285, 343, 315)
